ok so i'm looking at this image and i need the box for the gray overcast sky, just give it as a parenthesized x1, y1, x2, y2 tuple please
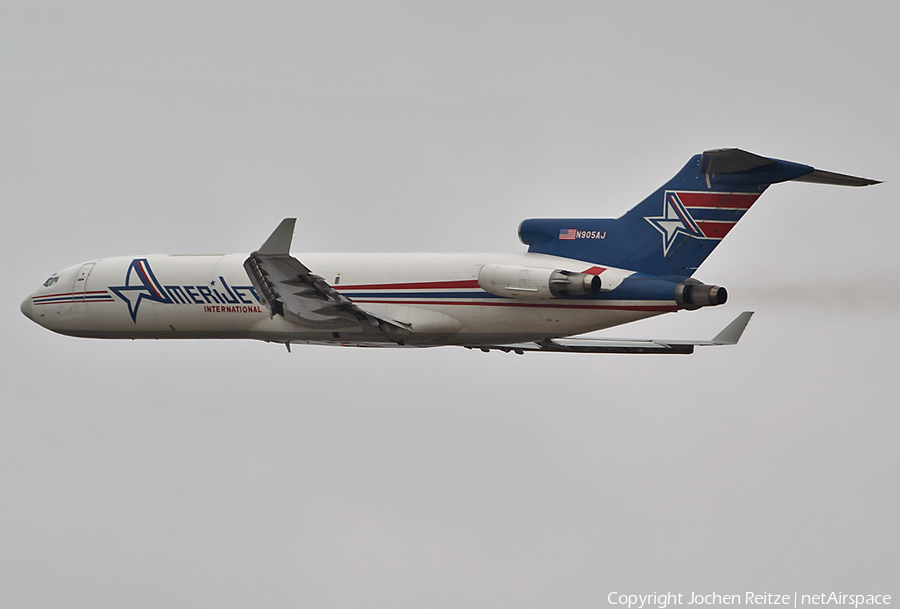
(2, 2, 898, 607)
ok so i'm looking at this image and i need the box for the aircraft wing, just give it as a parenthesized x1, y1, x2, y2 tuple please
(243, 219, 411, 336)
(468, 311, 753, 355)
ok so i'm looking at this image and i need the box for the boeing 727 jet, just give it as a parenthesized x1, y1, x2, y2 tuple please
(21, 148, 879, 355)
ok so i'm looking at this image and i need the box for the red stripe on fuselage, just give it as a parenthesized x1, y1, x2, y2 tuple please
(337, 270, 613, 291)
(336, 279, 481, 291)
(352, 299, 677, 312)
(33, 290, 111, 299)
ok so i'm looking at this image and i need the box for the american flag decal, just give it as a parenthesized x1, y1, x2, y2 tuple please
(559, 228, 576, 240)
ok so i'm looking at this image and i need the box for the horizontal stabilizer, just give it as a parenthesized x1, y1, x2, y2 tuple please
(792, 169, 881, 187)
(700, 148, 880, 187)
(700, 148, 778, 174)
(467, 311, 754, 355)
(710, 310, 753, 344)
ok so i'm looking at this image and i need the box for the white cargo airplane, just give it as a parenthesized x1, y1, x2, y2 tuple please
(21, 149, 879, 355)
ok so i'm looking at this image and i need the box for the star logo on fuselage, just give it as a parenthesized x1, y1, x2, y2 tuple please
(109, 258, 173, 322)
(644, 191, 705, 255)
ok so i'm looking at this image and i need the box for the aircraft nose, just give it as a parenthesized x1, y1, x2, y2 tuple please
(20, 296, 34, 321)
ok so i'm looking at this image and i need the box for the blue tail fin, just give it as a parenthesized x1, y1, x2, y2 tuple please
(519, 149, 879, 277)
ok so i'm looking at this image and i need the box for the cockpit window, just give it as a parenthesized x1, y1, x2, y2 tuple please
(43, 276, 59, 287)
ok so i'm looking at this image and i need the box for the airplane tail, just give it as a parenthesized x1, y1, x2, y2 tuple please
(519, 148, 879, 277)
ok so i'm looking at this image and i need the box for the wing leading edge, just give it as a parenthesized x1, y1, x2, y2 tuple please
(467, 311, 754, 355)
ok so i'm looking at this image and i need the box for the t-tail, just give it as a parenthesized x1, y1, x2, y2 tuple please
(519, 148, 880, 277)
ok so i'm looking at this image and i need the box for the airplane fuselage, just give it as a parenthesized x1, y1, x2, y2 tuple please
(22, 252, 672, 347)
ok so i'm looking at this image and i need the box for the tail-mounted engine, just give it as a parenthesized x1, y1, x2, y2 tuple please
(477, 264, 608, 299)
(675, 279, 727, 310)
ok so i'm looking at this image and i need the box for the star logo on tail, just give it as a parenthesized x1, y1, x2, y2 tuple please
(644, 191, 705, 255)
(109, 258, 172, 322)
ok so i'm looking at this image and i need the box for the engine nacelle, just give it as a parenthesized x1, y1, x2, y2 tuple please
(477, 264, 602, 299)
(675, 280, 728, 310)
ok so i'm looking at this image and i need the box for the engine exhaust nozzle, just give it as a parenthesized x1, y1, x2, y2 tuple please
(676, 281, 727, 309)
(549, 271, 601, 297)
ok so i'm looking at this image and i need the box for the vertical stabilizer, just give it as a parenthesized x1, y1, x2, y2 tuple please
(519, 149, 878, 276)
